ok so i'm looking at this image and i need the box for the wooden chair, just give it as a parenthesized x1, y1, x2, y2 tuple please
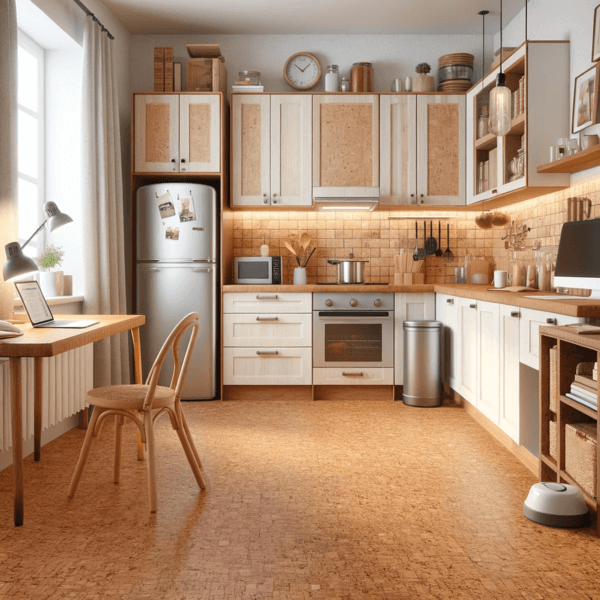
(68, 312, 206, 512)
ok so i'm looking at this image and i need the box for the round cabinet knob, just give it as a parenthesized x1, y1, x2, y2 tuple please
(374, 299, 382, 307)
(350, 299, 358, 307)
(325, 299, 333, 307)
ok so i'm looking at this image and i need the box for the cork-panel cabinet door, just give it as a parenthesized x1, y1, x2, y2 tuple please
(313, 95, 379, 192)
(232, 95, 271, 206)
(416, 95, 465, 205)
(134, 95, 180, 173)
(180, 94, 221, 173)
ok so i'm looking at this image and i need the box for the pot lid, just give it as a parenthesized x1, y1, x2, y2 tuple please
(403, 320, 442, 329)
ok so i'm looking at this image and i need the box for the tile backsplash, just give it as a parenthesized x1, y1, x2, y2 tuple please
(232, 174, 600, 285)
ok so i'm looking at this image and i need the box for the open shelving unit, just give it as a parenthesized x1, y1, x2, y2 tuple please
(537, 143, 600, 174)
(540, 325, 599, 534)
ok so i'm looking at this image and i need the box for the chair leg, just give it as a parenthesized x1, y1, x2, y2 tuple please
(180, 407, 202, 470)
(175, 423, 206, 491)
(68, 407, 103, 498)
(114, 415, 124, 484)
(144, 412, 158, 513)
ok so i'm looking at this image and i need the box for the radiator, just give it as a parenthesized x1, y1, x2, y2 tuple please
(0, 346, 93, 452)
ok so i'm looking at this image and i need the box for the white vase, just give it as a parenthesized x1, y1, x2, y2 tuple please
(293, 268, 307, 285)
(404, 76, 413, 92)
(39, 271, 60, 297)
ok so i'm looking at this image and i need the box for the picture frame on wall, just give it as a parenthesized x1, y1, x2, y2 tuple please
(573, 64, 600, 133)
(593, 4, 600, 62)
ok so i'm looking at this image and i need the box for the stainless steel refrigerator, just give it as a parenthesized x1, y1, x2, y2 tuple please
(136, 183, 217, 399)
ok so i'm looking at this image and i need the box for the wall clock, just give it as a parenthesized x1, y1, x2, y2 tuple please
(284, 52, 321, 90)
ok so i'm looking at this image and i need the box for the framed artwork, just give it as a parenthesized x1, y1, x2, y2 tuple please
(573, 64, 600, 133)
(593, 4, 600, 62)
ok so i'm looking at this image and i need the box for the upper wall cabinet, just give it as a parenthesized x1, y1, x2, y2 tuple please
(133, 93, 221, 174)
(231, 94, 312, 207)
(466, 41, 570, 206)
(380, 94, 465, 206)
(312, 95, 379, 198)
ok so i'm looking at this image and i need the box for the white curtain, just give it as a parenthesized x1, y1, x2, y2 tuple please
(0, 0, 18, 321)
(81, 17, 129, 387)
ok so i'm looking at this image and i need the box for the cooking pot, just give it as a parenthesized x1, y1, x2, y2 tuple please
(327, 258, 369, 284)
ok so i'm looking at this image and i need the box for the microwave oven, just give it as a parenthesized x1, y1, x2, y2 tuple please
(234, 256, 282, 284)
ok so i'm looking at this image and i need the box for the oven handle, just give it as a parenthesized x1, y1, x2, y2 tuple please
(317, 311, 390, 319)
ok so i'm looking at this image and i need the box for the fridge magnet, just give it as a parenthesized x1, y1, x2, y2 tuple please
(573, 64, 600, 133)
(178, 195, 196, 222)
(156, 191, 176, 219)
(165, 227, 180, 241)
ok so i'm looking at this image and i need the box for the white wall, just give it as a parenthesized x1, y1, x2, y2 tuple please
(130, 33, 494, 94)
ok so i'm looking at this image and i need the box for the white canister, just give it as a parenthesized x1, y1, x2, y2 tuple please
(293, 267, 307, 285)
(325, 65, 339, 92)
(493, 270, 507, 288)
(260, 244, 269, 257)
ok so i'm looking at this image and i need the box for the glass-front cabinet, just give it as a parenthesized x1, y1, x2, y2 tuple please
(466, 41, 571, 206)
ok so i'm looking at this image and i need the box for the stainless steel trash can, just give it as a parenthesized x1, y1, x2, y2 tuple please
(403, 320, 442, 407)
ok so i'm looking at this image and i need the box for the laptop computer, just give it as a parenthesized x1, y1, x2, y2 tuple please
(14, 281, 99, 329)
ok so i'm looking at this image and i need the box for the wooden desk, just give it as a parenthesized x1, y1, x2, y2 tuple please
(0, 314, 145, 526)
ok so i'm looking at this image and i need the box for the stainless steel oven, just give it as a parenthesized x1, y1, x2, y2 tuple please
(313, 293, 394, 368)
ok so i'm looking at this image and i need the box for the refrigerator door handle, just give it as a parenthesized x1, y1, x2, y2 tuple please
(193, 268, 213, 273)
(193, 259, 216, 263)
(147, 268, 160, 272)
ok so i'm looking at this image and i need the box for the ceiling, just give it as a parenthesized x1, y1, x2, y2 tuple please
(99, 0, 525, 35)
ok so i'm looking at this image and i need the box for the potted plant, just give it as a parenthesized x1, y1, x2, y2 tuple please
(412, 62, 435, 92)
(34, 244, 65, 297)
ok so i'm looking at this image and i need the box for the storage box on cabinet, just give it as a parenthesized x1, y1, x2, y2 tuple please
(223, 293, 312, 314)
(223, 313, 312, 347)
(313, 368, 394, 385)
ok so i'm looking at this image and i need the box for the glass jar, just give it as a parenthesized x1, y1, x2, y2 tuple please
(340, 77, 350, 92)
(325, 65, 339, 92)
(238, 71, 261, 85)
(351, 62, 374, 92)
(478, 105, 489, 139)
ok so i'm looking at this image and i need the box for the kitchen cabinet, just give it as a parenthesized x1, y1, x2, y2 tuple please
(475, 301, 500, 424)
(313, 368, 394, 385)
(223, 313, 312, 347)
(231, 94, 312, 206)
(133, 93, 221, 174)
(499, 305, 521, 443)
(439, 295, 461, 391)
(380, 95, 465, 206)
(312, 95, 379, 199)
(458, 297, 477, 404)
(223, 292, 312, 314)
(466, 41, 570, 206)
(394, 293, 435, 385)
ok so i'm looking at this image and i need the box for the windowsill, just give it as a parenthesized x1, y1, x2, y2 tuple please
(13, 295, 84, 308)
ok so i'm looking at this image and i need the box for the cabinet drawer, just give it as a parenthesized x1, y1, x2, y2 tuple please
(313, 368, 394, 385)
(223, 292, 312, 314)
(519, 308, 584, 370)
(223, 314, 311, 347)
(223, 347, 312, 385)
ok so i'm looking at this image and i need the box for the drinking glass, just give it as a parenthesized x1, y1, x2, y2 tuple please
(557, 137, 568, 159)
(567, 138, 580, 156)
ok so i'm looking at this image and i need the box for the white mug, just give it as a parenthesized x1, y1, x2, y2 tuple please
(494, 270, 508, 288)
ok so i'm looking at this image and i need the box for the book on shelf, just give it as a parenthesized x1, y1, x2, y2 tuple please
(574, 373, 597, 390)
(570, 384, 598, 404)
(565, 392, 598, 412)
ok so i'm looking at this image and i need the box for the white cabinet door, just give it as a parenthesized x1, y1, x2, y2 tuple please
(499, 305, 521, 442)
(458, 297, 477, 403)
(394, 293, 436, 385)
(519, 308, 583, 370)
(223, 313, 312, 347)
(179, 94, 221, 173)
(223, 292, 312, 314)
(313, 368, 394, 385)
(443, 295, 461, 392)
(231, 94, 271, 206)
(270, 95, 312, 206)
(475, 301, 500, 424)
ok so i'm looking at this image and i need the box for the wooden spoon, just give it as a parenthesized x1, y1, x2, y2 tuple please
(284, 241, 297, 256)
(299, 232, 311, 263)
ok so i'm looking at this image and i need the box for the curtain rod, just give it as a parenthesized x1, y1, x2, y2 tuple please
(73, 0, 114, 40)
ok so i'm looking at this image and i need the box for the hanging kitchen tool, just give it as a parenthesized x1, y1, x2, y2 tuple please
(413, 221, 420, 261)
(435, 221, 443, 257)
(425, 220, 437, 256)
(443, 223, 454, 263)
(419, 221, 427, 260)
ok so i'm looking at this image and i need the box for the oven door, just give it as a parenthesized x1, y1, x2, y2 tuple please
(313, 311, 394, 368)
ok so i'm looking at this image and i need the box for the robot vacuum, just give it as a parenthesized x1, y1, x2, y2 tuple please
(524, 482, 590, 528)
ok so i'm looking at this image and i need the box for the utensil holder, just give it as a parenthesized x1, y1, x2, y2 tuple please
(293, 268, 307, 285)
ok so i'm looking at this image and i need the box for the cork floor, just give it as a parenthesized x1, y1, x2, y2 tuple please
(0, 399, 598, 600)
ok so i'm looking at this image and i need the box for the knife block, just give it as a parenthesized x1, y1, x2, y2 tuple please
(393, 251, 424, 285)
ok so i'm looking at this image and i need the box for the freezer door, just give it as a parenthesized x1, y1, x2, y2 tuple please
(137, 183, 217, 261)
(136, 263, 216, 399)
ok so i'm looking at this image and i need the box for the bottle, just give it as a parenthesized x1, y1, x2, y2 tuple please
(325, 65, 339, 92)
(351, 62, 373, 92)
(340, 77, 350, 92)
(478, 105, 489, 139)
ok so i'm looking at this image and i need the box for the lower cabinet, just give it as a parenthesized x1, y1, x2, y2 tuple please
(499, 305, 521, 442)
(475, 301, 500, 424)
(458, 297, 477, 404)
(313, 368, 394, 385)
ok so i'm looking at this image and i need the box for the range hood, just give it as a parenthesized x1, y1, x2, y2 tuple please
(313, 187, 379, 211)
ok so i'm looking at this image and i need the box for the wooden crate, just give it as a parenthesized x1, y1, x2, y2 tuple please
(565, 422, 597, 498)
(154, 46, 174, 92)
(549, 417, 557, 460)
(187, 59, 227, 94)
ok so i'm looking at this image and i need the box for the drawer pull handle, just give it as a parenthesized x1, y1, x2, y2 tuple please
(546, 318, 557, 325)
(470, 303, 476, 309)
(446, 298, 454, 304)
(511, 311, 520, 318)
(256, 316, 278, 321)
(256, 294, 278, 300)
(342, 372, 364, 377)
(256, 350, 278, 356)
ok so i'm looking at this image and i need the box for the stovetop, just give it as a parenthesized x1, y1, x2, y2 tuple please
(315, 282, 389, 286)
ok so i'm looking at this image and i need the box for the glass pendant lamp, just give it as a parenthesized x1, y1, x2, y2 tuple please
(489, 0, 512, 136)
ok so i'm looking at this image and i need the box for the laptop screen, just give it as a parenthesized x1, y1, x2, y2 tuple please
(14, 281, 54, 326)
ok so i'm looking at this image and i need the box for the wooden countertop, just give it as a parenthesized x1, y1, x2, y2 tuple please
(222, 284, 600, 317)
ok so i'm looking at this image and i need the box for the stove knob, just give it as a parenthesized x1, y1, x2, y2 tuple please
(325, 299, 333, 307)
(350, 299, 358, 307)
(374, 299, 382, 307)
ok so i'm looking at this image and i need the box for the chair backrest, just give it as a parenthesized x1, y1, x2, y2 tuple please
(143, 312, 199, 410)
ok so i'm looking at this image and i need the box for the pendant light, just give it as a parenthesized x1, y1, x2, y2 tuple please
(489, 0, 512, 136)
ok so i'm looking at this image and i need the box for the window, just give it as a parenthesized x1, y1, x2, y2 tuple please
(17, 31, 44, 254)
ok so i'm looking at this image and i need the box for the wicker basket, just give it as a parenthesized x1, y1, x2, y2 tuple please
(549, 346, 558, 413)
(549, 418, 557, 460)
(565, 422, 597, 498)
